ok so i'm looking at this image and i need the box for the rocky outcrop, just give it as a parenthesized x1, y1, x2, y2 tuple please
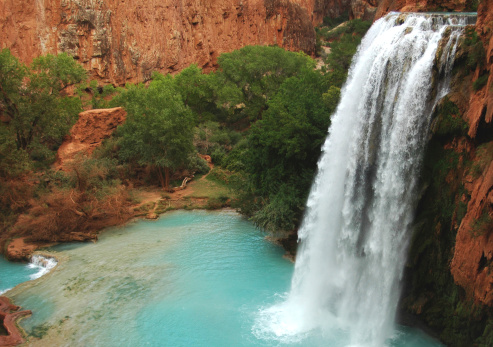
(0, 0, 318, 85)
(0, 296, 31, 346)
(5, 238, 40, 262)
(56, 107, 126, 170)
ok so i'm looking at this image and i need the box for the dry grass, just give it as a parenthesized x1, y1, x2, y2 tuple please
(12, 187, 133, 242)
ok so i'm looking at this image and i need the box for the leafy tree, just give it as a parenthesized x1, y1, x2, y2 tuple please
(242, 69, 332, 231)
(215, 45, 316, 124)
(168, 65, 222, 121)
(77, 80, 117, 109)
(0, 49, 85, 153)
(116, 78, 195, 190)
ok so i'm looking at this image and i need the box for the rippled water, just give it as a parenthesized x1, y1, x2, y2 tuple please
(6, 211, 442, 346)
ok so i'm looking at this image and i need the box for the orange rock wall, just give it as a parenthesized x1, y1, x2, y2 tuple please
(0, 0, 318, 85)
(450, 0, 493, 307)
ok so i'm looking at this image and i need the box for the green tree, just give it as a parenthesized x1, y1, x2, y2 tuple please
(116, 78, 195, 190)
(215, 45, 316, 124)
(243, 69, 332, 231)
(0, 49, 85, 152)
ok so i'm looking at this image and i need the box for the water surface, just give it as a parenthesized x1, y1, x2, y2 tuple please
(7, 211, 442, 346)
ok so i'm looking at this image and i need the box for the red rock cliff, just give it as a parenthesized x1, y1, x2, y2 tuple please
(0, 0, 319, 85)
(450, 0, 493, 307)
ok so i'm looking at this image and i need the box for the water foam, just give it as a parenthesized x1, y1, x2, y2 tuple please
(28, 254, 57, 280)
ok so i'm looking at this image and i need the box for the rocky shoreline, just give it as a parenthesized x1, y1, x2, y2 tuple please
(0, 297, 31, 347)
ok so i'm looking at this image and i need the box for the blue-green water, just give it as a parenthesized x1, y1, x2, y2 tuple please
(6, 211, 443, 346)
(0, 256, 49, 294)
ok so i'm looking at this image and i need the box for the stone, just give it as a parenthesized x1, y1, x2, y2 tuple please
(0, 0, 322, 85)
(56, 107, 126, 170)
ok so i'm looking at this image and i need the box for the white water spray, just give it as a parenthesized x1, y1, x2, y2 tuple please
(255, 12, 475, 346)
(28, 254, 57, 280)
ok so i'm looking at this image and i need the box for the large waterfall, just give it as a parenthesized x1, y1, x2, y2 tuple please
(255, 12, 475, 346)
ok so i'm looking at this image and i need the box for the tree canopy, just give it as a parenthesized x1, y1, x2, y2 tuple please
(115, 77, 195, 190)
(0, 49, 85, 174)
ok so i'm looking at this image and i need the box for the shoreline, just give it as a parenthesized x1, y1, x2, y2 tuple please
(0, 252, 61, 347)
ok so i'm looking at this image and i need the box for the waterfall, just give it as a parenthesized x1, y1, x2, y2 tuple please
(28, 254, 57, 280)
(254, 12, 475, 346)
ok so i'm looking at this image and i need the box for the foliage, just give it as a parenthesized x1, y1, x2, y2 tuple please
(465, 0, 481, 12)
(472, 142, 493, 178)
(433, 97, 468, 138)
(471, 205, 493, 237)
(77, 80, 118, 109)
(473, 73, 489, 91)
(0, 126, 32, 178)
(167, 65, 222, 121)
(239, 69, 332, 233)
(0, 49, 85, 171)
(15, 186, 131, 242)
(114, 77, 195, 189)
(463, 27, 486, 70)
(318, 19, 371, 42)
(194, 121, 242, 156)
(187, 154, 210, 175)
(250, 183, 304, 233)
(67, 155, 120, 196)
(322, 12, 349, 28)
(215, 45, 315, 123)
(403, 122, 493, 346)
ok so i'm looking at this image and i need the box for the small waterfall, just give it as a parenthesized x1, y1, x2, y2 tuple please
(28, 254, 57, 280)
(255, 12, 475, 346)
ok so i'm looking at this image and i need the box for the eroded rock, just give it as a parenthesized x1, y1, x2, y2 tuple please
(56, 107, 126, 170)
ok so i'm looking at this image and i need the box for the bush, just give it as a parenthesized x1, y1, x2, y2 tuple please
(187, 154, 210, 175)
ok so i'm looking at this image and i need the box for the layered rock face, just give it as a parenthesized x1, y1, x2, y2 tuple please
(450, 0, 493, 307)
(0, 0, 320, 85)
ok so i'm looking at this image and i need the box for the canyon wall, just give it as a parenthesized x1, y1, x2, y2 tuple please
(0, 0, 320, 85)
(449, 0, 493, 307)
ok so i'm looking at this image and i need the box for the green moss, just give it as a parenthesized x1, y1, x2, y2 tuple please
(472, 142, 493, 178)
(30, 323, 51, 339)
(471, 205, 493, 237)
(464, 27, 486, 70)
(473, 73, 489, 91)
(433, 97, 468, 138)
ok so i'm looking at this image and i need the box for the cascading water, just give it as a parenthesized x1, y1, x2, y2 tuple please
(255, 12, 475, 346)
